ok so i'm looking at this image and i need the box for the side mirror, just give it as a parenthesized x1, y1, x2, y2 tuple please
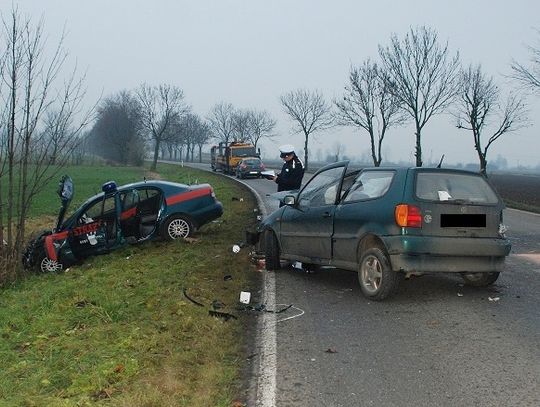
(283, 195, 296, 206)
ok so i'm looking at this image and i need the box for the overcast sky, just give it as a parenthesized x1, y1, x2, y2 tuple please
(10, 0, 540, 168)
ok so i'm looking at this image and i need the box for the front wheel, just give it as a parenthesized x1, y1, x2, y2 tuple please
(358, 247, 401, 301)
(461, 272, 500, 287)
(162, 215, 193, 240)
(39, 255, 64, 273)
(264, 230, 281, 270)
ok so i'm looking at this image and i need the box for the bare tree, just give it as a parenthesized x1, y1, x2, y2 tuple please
(378, 26, 460, 167)
(208, 102, 235, 145)
(90, 90, 145, 165)
(280, 88, 333, 170)
(455, 64, 528, 175)
(335, 60, 405, 166)
(0, 8, 92, 280)
(231, 108, 251, 142)
(247, 109, 276, 150)
(510, 28, 540, 94)
(136, 83, 188, 171)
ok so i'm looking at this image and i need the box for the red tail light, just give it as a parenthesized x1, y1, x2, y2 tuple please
(395, 204, 422, 228)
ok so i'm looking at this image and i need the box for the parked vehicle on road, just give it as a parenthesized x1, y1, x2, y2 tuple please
(255, 161, 511, 300)
(210, 141, 260, 174)
(23, 176, 223, 273)
(236, 157, 266, 178)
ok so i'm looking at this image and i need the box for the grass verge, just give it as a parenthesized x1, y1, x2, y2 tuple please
(0, 163, 260, 406)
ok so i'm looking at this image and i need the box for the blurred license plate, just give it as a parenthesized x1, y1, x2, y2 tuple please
(249, 171, 258, 174)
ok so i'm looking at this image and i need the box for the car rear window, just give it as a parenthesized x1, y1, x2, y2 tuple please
(415, 172, 499, 204)
(244, 159, 260, 165)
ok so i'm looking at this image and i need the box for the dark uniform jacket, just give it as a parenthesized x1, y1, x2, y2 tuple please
(276, 157, 304, 192)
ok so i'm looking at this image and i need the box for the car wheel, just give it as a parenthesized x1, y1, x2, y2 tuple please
(461, 272, 500, 287)
(162, 215, 193, 240)
(358, 247, 401, 301)
(264, 230, 281, 270)
(39, 255, 64, 273)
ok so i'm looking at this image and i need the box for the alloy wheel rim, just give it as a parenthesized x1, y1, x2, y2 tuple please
(168, 219, 189, 239)
(40, 257, 62, 273)
(361, 255, 382, 293)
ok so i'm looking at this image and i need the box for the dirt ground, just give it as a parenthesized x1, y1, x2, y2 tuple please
(489, 172, 540, 213)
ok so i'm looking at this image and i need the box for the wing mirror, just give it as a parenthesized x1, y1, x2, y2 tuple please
(283, 195, 296, 206)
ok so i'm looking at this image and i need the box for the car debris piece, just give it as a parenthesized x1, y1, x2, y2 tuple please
(211, 300, 225, 310)
(457, 293, 464, 297)
(325, 348, 338, 354)
(232, 244, 241, 253)
(240, 291, 251, 304)
(209, 310, 237, 321)
(488, 296, 500, 302)
(224, 275, 233, 281)
(183, 288, 204, 307)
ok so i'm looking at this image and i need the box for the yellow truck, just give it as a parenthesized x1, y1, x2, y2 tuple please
(210, 141, 259, 174)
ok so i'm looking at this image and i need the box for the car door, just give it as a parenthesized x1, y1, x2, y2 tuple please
(280, 164, 347, 262)
(69, 194, 119, 259)
(332, 170, 397, 268)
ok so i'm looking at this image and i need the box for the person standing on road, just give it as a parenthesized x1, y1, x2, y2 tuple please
(272, 144, 304, 192)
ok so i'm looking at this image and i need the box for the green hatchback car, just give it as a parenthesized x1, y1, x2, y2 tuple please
(257, 161, 511, 300)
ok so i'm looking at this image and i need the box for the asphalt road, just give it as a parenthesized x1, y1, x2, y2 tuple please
(182, 163, 540, 407)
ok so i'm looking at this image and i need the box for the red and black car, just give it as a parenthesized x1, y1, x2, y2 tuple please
(23, 175, 223, 272)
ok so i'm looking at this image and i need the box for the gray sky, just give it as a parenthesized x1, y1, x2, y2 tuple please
(11, 0, 540, 167)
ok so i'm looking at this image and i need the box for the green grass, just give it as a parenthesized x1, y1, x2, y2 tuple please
(0, 163, 259, 406)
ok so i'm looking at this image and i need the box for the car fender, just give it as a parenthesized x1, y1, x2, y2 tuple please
(356, 233, 389, 262)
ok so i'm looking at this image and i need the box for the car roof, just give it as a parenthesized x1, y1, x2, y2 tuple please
(320, 160, 484, 177)
(80, 180, 190, 205)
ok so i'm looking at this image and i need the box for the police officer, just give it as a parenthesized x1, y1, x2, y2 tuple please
(272, 144, 304, 192)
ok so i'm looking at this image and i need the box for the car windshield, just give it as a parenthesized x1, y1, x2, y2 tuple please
(415, 172, 499, 204)
(298, 166, 345, 207)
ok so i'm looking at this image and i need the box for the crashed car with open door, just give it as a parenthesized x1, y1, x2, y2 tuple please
(23, 175, 223, 272)
(255, 161, 511, 300)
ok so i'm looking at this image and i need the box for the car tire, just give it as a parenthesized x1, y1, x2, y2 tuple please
(461, 272, 500, 287)
(162, 215, 193, 240)
(358, 247, 401, 301)
(264, 230, 281, 270)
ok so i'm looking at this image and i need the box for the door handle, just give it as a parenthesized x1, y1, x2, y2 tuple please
(322, 212, 332, 218)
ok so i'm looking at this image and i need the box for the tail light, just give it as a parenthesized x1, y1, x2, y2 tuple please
(395, 204, 422, 228)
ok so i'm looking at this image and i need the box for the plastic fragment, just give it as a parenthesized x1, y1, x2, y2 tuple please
(232, 244, 241, 253)
(240, 291, 251, 304)
(457, 293, 464, 297)
(488, 296, 500, 302)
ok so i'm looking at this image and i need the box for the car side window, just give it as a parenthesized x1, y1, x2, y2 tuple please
(298, 167, 344, 208)
(79, 196, 115, 224)
(343, 171, 394, 202)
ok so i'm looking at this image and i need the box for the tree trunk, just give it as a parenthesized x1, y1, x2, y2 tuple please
(303, 133, 309, 171)
(415, 121, 423, 167)
(151, 138, 159, 170)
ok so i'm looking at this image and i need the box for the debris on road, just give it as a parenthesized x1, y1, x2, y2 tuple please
(488, 296, 500, 302)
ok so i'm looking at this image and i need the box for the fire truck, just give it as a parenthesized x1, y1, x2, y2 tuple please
(210, 141, 259, 174)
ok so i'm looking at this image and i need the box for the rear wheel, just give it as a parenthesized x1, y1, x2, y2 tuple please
(358, 247, 401, 301)
(162, 215, 193, 240)
(461, 272, 500, 287)
(264, 230, 281, 270)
